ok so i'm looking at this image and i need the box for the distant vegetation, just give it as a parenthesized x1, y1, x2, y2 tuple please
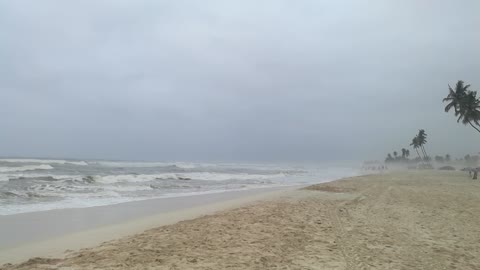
(384, 127, 479, 172)
(385, 129, 431, 164)
(381, 80, 480, 177)
(410, 129, 429, 161)
(434, 154, 450, 163)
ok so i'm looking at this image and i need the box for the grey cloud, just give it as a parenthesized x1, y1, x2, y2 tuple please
(0, 0, 479, 161)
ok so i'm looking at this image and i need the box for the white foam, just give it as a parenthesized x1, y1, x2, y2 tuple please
(93, 161, 212, 169)
(102, 185, 153, 192)
(0, 173, 87, 182)
(0, 196, 136, 215)
(95, 161, 173, 168)
(95, 174, 161, 184)
(175, 172, 286, 181)
(93, 172, 286, 184)
(0, 159, 87, 166)
(0, 164, 54, 173)
(0, 161, 363, 216)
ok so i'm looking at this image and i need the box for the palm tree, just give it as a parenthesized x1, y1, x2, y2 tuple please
(401, 148, 407, 158)
(417, 129, 428, 160)
(393, 151, 398, 159)
(443, 80, 470, 115)
(406, 149, 410, 158)
(410, 137, 422, 159)
(456, 91, 480, 133)
(443, 80, 480, 134)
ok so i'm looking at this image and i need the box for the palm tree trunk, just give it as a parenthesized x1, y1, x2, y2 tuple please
(415, 148, 421, 159)
(422, 145, 428, 160)
(418, 145, 426, 159)
(468, 121, 480, 133)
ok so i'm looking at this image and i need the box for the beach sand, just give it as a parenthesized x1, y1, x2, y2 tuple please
(2, 171, 480, 269)
(0, 187, 296, 264)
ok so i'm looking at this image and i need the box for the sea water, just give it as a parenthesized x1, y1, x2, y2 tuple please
(0, 159, 360, 215)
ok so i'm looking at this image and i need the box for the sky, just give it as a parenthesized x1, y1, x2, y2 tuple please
(0, 0, 479, 162)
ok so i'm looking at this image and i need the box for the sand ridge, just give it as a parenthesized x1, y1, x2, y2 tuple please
(2, 171, 480, 269)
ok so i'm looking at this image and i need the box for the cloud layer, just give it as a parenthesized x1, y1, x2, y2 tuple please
(0, 0, 479, 161)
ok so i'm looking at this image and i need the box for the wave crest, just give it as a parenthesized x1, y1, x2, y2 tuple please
(0, 164, 54, 173)
(0, 159, 87, 166)
(92, 172, 286, 184)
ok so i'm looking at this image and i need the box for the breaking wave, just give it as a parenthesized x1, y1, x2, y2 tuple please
(92, 172, 286, 184)
(0, 159, 88, 166)
(93, 161, 208, 169)
(0, 164, 54, 173)
(0, 158, 361, 215)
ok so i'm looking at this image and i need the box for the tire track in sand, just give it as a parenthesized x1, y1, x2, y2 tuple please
(327, 202, 370, 270)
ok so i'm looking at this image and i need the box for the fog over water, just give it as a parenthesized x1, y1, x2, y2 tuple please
(0, 1, 479, 162)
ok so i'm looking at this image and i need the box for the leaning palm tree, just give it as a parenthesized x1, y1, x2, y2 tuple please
(443, 80, 470, 115)
(443, 80, 480, 134)
(417, 129, 429, 160)
(410, 137, 422, 159)
(455, 91, 480, 133)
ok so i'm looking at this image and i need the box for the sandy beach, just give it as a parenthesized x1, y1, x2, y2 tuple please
(2, 171, 480, 269)
(0, 187, 297, 264)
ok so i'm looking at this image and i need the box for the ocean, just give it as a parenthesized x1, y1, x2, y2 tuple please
(0, 159, 361, 215)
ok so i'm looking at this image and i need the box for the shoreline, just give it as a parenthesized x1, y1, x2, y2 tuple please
(1, 184, 305, 216)
(0, 185, 300, 264)
(5, 170, 477, 269)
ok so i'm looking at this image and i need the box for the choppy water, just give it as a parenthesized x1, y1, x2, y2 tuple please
(0, 159, 360, 215)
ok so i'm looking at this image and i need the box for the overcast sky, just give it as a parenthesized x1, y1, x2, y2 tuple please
(0, 0, 479, 162)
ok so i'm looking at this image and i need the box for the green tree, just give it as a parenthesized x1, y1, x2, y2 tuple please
(417, 129, 429, 160)
(456, 91, 480, 133)
(410, 137, 422, 160)
(443, 80, 470, 115)
(443, 80, 480, 133)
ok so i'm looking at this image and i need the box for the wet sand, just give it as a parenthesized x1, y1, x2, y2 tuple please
(0, 186, 297, 264)
(3, 171, 480, 269)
